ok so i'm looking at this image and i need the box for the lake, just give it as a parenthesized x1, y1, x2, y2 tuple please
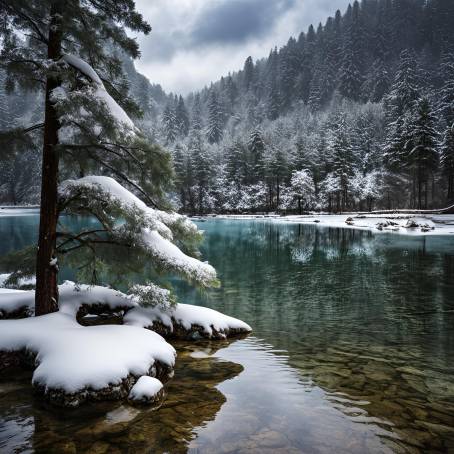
(1, 214, 454, 453)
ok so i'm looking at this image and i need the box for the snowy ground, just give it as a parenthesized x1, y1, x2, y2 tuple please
(0, 207, 39, 216)
(211, 214, 454, 236)
(0, 282, 251, 406)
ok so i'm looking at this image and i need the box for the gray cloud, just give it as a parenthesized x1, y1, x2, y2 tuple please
(191, 0, 295, 46)
(133, 0, 352, 94)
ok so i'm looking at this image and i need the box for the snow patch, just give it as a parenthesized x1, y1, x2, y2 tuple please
(60, 176, 217, 286)
(0, 311, 175, 394)
(60, 54, 136, 131)
(128, 376, 163, 402)
(125, 303, 252, 338)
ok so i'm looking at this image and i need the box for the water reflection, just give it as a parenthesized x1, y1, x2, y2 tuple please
(191, 338, 398, 454)
(1, 217, 454, 452)
(0, 340, 244, 453)
(177, 220, 454, 452)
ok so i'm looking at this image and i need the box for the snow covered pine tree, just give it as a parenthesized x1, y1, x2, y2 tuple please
(0, 1, 218, 313)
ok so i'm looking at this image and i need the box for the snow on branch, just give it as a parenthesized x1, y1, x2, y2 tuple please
(56, 53, 136, 133)
(59, 176, 218, 288)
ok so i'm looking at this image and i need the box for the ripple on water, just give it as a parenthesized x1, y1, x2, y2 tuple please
(1, 218, 454, 452)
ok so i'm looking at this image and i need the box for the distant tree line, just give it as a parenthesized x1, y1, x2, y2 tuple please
(1, 0, 454, 214)
(157, 0, 454, 213)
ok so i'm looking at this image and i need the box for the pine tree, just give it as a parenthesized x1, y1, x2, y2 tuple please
(438, 53, 454, 127)
(406, 98, 439, 208)
(248, 129, 265, 182)
(0, 1, 215, 315)
(162, 102, 177, 144)
(308, 74, 322, 112)
(365, 58, 390, 102)
(441, 124, 454, 201)
(295, 25, 316, 102)
(338, 1, 365, 101)
(384, 49, 421, 170)
(224, 75, 238, 115)
(206, 90, 223, 144)
(189, 129, 212, 213)
(175, 95, 189, 137)
(242, 56, 255, 92)
(328, 117, 355, 211)
(191, 93, 203, 131)
(0, 70, 9, 130)
(280, 37, 300, 110)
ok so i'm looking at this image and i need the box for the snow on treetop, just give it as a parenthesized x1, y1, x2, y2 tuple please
(59, 53, 136, 131)
(61, 54, 103, 86)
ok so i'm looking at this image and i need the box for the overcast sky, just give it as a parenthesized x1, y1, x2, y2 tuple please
(133, 0, 352, 95)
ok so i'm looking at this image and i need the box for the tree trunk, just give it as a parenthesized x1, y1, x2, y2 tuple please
(35, 3, 62, 316)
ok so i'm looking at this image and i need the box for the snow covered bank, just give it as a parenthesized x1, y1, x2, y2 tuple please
(276, 214, 454, 236)
(124, 304, 252, 340)
(213, 214, 454, 236)
(0, 281, 134, 319)
(0, 207, 40, 217)
(0, 310, 175, 407)
(0, 282, 252, 339)
(0, 282, 251, 406)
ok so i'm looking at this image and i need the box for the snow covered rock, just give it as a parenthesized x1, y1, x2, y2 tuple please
(405, 219, 420, 228)
(125, 304, 252, 340)
(128, 376, 164, 405)
(0, 282, 252, 340)
(0, 280, 252, 406)
(0, 311, 175, 407)
(0, 288, 34, 319)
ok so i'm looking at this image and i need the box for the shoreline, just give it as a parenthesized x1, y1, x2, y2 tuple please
(191, 213, 454, 236)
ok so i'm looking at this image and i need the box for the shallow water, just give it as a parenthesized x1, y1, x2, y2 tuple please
(1, 216, 454, 453)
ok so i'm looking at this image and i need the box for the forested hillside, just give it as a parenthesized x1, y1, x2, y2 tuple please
(1, 0, 454, 213)
(157, 0, 454, 214)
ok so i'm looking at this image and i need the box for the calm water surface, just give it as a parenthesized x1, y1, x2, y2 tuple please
(1, 214, 454, 453)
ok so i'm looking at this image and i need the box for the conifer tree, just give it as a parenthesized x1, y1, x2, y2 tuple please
(406, 98, 439, 208)
(206, 90, 223, 144)
(384, 49, 421, 170)
(191, 93, 203, 131)
(242, 56, 255, 92)
(438, 53, 454, 127)
(248, 129, 265, 182)
(162, 102, 177, 144)
(329, 117, 355, 211)
(0, 1, 217, 315)
(175, 95, 189, 137)
(441, 124, 454, 201)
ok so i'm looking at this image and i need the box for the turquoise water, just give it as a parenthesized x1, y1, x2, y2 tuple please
(1, 214, 454, 453)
